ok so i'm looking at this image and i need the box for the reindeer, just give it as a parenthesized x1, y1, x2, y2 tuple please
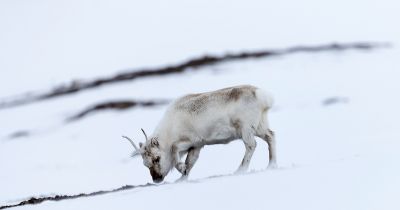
(123, 85, 276, 183)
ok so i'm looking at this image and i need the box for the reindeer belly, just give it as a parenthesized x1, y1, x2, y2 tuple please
(196, 117, 240, 145)
(181, 103, 256, 146)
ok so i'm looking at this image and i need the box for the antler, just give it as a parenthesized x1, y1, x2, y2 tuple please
(141, 128, 148, 141)
(122, 135, 141, 156)
(122, 129, 148, 157)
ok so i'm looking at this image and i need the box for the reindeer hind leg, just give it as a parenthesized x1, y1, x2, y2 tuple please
(236, 128, 257, 173)
(256, 128, 277, 169)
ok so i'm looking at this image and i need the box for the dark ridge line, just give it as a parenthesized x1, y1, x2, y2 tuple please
(322, 96, 349, 106)
(0, 184, 153, 210)
(3, 99, 169, 140)
(0, 42, 389, 110)
(66, 99, 170, 122)
(7, 130, 30, 139)
(0, 172, 239, 209)
(0, 168, 278, 209)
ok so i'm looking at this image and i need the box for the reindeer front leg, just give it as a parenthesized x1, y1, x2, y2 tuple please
(171, 139, 193, 176)
(176, 147, 201, 182)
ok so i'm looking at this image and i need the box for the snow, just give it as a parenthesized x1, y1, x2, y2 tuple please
(1, 0, 400, 210)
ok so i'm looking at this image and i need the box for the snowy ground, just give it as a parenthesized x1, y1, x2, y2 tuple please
(1, 0, 400, 210)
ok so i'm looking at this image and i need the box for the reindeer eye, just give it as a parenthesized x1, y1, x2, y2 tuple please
(153, 156, 160, 163)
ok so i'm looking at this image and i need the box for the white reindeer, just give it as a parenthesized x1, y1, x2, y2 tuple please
(123, 85, 276, 183)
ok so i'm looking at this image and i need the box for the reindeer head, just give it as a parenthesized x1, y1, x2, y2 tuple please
(123, 129, 171, 183)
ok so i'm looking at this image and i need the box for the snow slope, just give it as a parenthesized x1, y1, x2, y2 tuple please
(1, 0, 400, 210)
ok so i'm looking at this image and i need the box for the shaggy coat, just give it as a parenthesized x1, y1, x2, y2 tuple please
(132, 85, 276, 183)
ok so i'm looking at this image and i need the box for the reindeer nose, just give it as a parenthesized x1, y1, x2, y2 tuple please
(153, 177, 163, 183)
(150, 168, 164, 183)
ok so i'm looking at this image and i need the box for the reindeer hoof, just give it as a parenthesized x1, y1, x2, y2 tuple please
(235, 167, 248, 174)
(267, 163, 278, 169)
(176, 162, 186, 174)
(175, 175, 188, 183)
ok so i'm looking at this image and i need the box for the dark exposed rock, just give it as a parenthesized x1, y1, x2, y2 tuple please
(7, 130, 30, 139)
(322, 97, 349, 106)
(0, 42, 389, 110)
(67, 99, 169, 122)
(0, 184, 153, 209)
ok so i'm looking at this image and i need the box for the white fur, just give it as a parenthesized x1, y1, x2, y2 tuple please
(137, 85, 276, 182)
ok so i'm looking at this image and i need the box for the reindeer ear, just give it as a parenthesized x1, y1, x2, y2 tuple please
(151, 139, 159, 147)
(139, 142, 143, 148)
